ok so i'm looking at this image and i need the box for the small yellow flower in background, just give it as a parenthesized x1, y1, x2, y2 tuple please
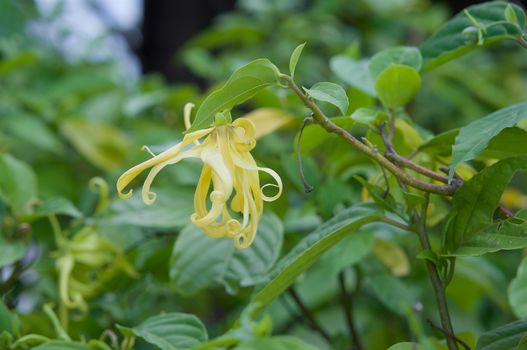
(117, 103, 283, 248)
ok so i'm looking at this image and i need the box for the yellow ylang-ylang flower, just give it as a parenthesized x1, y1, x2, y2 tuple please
(117, 104, 286, 248)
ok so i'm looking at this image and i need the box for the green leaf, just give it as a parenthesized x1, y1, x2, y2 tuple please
(33, 197, 83, 219)
(481, 127, 527, 159)
(295, 117, 354, 155)
(443, 156, 527, 256)
(187, 59, 280, 133)
(508, 256, 527, 319)
(449, 102, 527, 180)
(170, 213, 283, 296)
(374, 64, 421, 108)
(249, 204, 382, 315)
(129, 313, 207, 350)
(234, 336, 318, 350)
(60, 119, 129, 171)
(304, 82, 349, 115)
(449, 101, 527, 181)
(0, 237, 25, 268)
(0, 154, 38, 217)
(367, 270, 419, 316)
(475, 320, 527, 350)
(505, 4, 519, 26)
(0, 301, 19, 336)
(420, 2, 526, 71)
(350, 107, 386, 125)
(100, 187, 194, 229)
(388, 343, 425, 350)
(0, 114, 64, 154)
(33, 341, 91, 350)
(418, 129, 458, 157)
(330, 56, 376, 97)
(369, 46, 423, 79)
(289, 42, 306, 78)
(221, 214, 284, 293)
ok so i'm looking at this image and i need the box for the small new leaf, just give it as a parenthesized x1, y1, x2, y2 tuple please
(505, 4, 519, 26)
(304, 82, 349, 115)
(289, 42, 306, 78)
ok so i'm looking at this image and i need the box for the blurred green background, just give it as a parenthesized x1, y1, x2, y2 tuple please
(1, 0, 527, 349)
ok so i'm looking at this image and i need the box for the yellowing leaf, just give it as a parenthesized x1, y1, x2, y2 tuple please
(242, 108, 295, 140)
(373, 238, 410, 277)
(61, 119, 130, 171)
(395, 119, 423, 149)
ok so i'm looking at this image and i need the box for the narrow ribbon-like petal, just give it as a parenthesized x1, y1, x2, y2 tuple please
(116, 127, 213, 200)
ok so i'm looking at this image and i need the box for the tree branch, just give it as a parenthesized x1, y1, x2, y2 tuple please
(282, 75, 458, 196)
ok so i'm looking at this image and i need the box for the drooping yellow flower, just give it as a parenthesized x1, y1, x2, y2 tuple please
(117, 104, 283, 248)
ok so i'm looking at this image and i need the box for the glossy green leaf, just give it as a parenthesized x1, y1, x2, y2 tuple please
(188, 59, 280, 133)
(374, 64, 421, 108)
(170, 213, 283, 296)
(421, 2, 526, 71)
(449, 101, 527, 181)
(475, 320, 527, 350)
(60, 119, 129, 171)
(369, 46, 422, 79)
(330, 55, 376, 96)
(33, 341, 91, 350)
(129, 313, 207, 350)
(304, 82, 349, 115)
(444, 156, 527, 256)
(289, 42, 306, 78)
(0, 154, 38, 217)
(508, 256, 527, 319)
(250, 204, 382, 314)
(234, 336, 318, 350)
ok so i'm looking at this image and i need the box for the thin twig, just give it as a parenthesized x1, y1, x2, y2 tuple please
(380, 217, 411, 231)
(297, 116, 314, 193)
(413, 195, 457, 350)
(338, 271, 363, 350)
(278, 295, 312, 332)
(288, 288, 332, 342)
(380, 123, 455, 185)
(427, 319, 470, 350)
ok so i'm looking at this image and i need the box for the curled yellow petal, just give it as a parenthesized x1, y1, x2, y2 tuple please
(116, 127, 213, 201)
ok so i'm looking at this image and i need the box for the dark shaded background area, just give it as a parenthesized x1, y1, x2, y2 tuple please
(139, 0, 236, 83)
(138, 0, 518, 83)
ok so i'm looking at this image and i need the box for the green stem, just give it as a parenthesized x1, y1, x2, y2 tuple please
(414, 196, 457, 350)
(338, 271, 363, 350)
(282, 75, 457, 196)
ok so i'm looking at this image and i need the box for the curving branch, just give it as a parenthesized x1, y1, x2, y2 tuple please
(282, 75, 460, 196)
